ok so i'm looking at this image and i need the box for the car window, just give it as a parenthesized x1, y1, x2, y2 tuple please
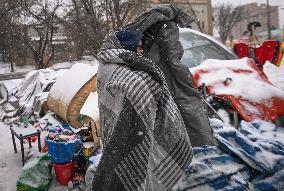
(180, 31, 236, 68)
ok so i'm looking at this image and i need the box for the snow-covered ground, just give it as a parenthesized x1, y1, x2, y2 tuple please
(0, 122, 72, 191)
(0, 62, 35, 74)
(0, 56, 99, 74)
(0, 122, 23, 191)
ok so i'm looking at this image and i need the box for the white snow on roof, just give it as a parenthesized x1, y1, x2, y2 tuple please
(49, 63, 98, 106)
(189, 57, 284, 102)
(16, 69, 64, 113)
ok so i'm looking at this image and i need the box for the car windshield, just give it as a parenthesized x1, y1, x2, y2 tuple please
(180, 31, 236, 68)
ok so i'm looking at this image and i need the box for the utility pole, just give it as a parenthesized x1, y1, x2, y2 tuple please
(266, 0, 271, 39)
(281, 8, 284, 40)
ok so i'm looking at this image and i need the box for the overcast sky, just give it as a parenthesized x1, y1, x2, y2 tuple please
(212, 0, 284, 27)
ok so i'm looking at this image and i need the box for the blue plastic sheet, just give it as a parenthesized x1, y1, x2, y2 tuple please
(173, 119, 284, 191)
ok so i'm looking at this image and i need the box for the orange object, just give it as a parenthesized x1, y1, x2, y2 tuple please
(53, 162, 75, 186)
(233, 43, 249, 59)
(192, 59, 284, 123)
(276, 43, 284, 67)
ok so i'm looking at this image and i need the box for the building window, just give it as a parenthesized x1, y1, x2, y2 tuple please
(202, 21, 205, 29)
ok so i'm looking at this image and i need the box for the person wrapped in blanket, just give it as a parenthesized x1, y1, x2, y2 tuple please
(94, 5, 215, 191)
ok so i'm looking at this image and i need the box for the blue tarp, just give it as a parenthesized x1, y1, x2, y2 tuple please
(173, 119, 284, 191)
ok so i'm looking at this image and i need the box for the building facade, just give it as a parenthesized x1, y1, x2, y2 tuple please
(148, 0, 213, 35)
(231, 3, 279, 40)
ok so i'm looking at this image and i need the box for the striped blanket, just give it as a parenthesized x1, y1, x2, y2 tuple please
(93, 29, 192, 190)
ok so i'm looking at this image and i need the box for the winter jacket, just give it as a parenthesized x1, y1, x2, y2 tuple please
(124, 5, 216, 146)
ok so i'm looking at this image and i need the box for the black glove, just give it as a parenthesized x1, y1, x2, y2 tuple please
(177, 12, 196, 28)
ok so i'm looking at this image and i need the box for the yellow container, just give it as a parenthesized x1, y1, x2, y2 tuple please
(83, 142, 94, 157)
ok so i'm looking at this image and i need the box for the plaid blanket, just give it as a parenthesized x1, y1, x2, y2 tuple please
(94, 30, 192, 191)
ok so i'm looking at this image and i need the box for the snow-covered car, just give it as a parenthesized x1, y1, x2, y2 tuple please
(179, 28, 284, 126)
(180, 28, 238, 67)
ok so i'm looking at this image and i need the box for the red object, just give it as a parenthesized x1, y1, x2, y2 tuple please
(192, 59, 284, 123)
(233, 40, 282, 68)
(68, 175, 85, 188)
(233, 43, 249, 58)
(30, 136, 38, 142)
(41, 145, 48, 153)
(53, 162, 75, 186)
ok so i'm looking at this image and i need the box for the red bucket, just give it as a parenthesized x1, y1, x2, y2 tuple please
(53, 162, 75, 185)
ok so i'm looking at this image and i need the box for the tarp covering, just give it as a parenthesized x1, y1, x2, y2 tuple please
(0, 69, 65, 123)
(173, 119, 284, 191)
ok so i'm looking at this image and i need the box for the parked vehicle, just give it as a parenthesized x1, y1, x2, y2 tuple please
(179, 28, 238, 68)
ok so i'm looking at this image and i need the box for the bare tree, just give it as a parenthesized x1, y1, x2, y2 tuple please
(0, 0, 19, 72)
(213, 3, 244, 43)
(100, 0, 147, 29)
(63, 0, 147, 58)
(0, 0, 17, 20)
(10, 0, 63, 69)
(62, 0, 107, 58)
(185, 0, 203, 33)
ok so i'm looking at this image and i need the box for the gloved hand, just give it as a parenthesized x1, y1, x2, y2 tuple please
(176, 12, 196, 28)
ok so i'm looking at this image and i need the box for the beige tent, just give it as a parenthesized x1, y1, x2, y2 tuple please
(47, 63, 99, 127)
(47, 63, 100, 147)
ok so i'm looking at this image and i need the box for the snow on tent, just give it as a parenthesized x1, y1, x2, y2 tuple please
(190, 57, 284, 123)
(0, 69, 64, 123)
(47, 63, 99, 129)
(17, 69, 65, 114)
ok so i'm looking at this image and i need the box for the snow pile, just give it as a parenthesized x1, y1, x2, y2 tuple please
(49, 63, 98, 106)
(0, 62, 35, 74)
(263, 61, 284, 90)
(0, 69, 66, 123)
(190, 57, 284, 102)
(17, 69, 66, 115)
